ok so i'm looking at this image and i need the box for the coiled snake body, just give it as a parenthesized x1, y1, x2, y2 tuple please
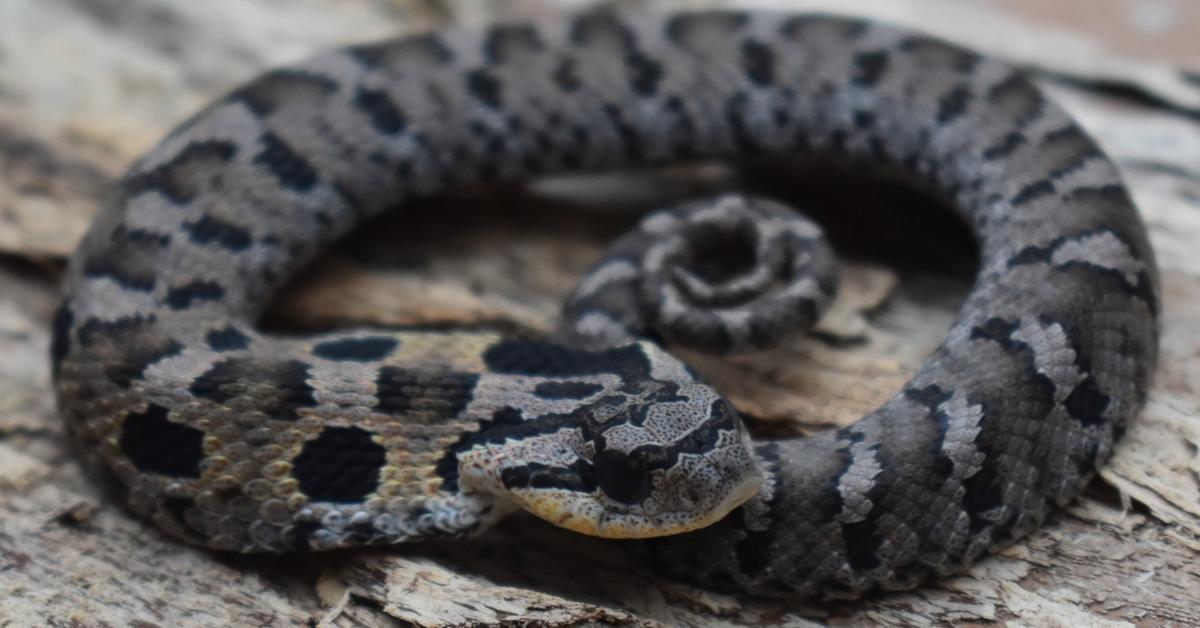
(53, 11, 1159, 598)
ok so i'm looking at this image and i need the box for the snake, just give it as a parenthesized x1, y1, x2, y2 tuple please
(52, 10, 1160, 599)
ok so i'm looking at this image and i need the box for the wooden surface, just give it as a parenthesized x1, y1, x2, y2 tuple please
(1, 1, 1197, 626)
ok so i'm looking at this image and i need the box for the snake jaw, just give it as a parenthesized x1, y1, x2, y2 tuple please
(518, 470, 764, 539)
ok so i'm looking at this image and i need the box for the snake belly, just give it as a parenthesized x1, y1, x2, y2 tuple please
(52, 10, 1159, 599)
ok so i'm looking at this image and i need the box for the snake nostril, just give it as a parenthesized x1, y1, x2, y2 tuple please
(593, 449, 652, 505)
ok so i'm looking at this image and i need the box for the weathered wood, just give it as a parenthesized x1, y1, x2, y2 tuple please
(1, 1, 1196, 625)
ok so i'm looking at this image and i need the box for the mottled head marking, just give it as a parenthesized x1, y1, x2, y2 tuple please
(455, 340, 761, 538)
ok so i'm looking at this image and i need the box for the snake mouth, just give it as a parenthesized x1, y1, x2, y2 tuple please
(519, 473, 764, 539)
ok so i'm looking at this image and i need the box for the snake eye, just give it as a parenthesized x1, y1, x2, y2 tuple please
(593, 449, 652, 505)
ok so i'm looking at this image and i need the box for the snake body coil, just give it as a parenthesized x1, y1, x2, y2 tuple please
(54, 11, 1159, 598)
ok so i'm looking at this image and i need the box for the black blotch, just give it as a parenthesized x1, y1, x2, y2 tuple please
(725, 92, 760, 153)
(1008, 243, 1054, 265)
(936, 85, 972, 125)
(482, 339, 650, 381)
(593, 449, 651, 504)
(907, 385, 967, 480)
(1011, 180, 1055, 206)
(552, 58, 581, 92)
(982, 131, 1026, 160)
(960, 441, 1007, 534)
(205, 326, 250, 351)
(375, 367, 479, 419)
(663, 399, 738, 458)
(466, 69, 502, 108)
(730, 443, 782, 575)
(76, 316, 183, 389)
(1063, 375, 1111, 426)
(836, 444, 886, 571)
(312, 336, 399, 362)
(254, 132, 318, 192)
(741, 38, 775, 86)
(183, 214, 253, 252)
(601, 103, 642, 161)
(353, 87, 407, 135)
(124, 140, 237, 204)
(969, 317, 1021, 349)
(626, 51, 663, 96)
(853, 110, 875, 129)
(483, 23, 544, 63)
(119, 404, 203, 478)
(50, 304, 73, 379)
(852, 50, 889, 87)
(190, 357, 316, 421)
(533, 381, 604, 399)
(231, 70, 338, 116)
(501, 459, 596, 494)
(165, 280, 225, 310)
(904, 384, 952, 409)
(292, 426, 386, 502)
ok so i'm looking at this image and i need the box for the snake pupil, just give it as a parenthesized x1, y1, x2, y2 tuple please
(593, 449, 652, 505)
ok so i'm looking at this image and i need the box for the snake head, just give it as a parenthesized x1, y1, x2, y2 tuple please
(456, 342, 764, 539)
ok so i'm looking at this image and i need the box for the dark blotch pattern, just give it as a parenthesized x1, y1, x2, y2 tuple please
(741, 39, 775, 86)
(190, 358, 316, 421)
(1063, 375, 1111, 426)
(312, 336, 399, 362)
(119, 404, 203, 478)
(982, 131, 1025, 160)
(501, 459, 595, 494)
(483, 339, 651, 381)
(593, 449, 652, 504)
(466, 69, 503, 108)
(165, 280, 226, 309)
(1011, 180, 1055, 206)
(254, 132, 319, 192)
(205, 326, 251, 351)
(626, 52, 664, 96)
(292, 426, 386, 502)
(936, 85, 972, 125)
(376, 367, 479, 420)
(353, 87, 407, 135)
(852, 50, 889, 87)
(183, 214, 253, 252)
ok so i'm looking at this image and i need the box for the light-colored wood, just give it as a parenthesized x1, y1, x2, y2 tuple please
(1, 1, 1196, 625)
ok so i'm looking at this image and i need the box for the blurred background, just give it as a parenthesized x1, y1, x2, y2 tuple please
(979, 0, 1197, 66)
